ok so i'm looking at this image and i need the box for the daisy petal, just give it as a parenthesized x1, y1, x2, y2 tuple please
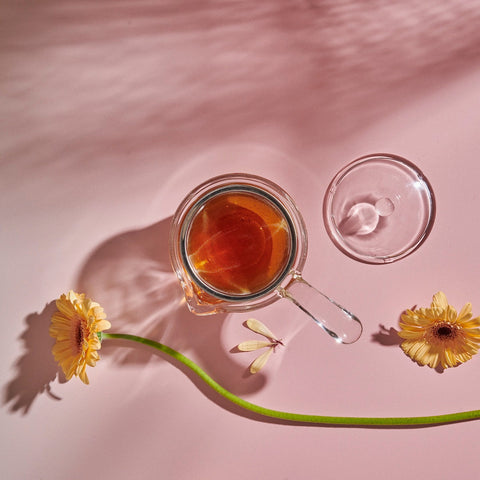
(457, 303, 473, 323)
(237, 340, 273, 351)
(249, 348, 274, 374)
(245, 318, 278, 341)
(432, 292, 448, 310)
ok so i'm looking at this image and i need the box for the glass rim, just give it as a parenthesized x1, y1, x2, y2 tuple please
(180, 183, 298, 301)
(170, 173, 308, 307)
(323, 153, 436, 264)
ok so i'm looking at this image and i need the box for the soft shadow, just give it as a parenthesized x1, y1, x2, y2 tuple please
(76, 217, 267, 395)
(4, 0, 480, 172)
(3, 302, 63, 415)
(371, 324, 402, 347)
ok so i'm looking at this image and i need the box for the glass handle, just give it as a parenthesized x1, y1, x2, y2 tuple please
(278, 273, 363, 344)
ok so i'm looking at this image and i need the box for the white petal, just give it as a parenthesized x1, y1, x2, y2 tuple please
(249, 348, 274, 374)
(237, 340, 273, 351)
(246, 318, 278, 341)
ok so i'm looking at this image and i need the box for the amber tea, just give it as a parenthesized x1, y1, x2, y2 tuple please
(183, 188, 295, 298)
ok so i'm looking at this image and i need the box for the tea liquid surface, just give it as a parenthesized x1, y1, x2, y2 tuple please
(186, 189, 293, 296)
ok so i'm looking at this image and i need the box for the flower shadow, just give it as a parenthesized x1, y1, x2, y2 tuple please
(75, 217, 267, 396)
(371, 324, 402, 347)
(3, 302, 64, 415)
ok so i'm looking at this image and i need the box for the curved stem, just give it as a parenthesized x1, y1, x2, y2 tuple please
(102, 332, 480, 427)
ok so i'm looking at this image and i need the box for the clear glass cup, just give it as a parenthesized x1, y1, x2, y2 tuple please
(170, 173, 362, 344)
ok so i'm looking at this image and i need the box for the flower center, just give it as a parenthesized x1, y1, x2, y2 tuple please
(432, 322, 458, 340)
(72, 315, 87, 353)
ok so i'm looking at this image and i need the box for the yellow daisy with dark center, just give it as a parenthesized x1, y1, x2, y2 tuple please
(399, 292, 480, 369)
(49, 290, 111, 384)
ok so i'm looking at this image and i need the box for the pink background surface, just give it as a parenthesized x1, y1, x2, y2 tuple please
(2, 1, 480, 478)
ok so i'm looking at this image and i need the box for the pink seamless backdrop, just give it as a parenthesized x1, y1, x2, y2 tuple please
(2, 1, 480, 479)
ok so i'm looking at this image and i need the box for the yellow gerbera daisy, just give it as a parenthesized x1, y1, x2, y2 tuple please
(49, 290, 111, 384)
(398, 292, 480, 369)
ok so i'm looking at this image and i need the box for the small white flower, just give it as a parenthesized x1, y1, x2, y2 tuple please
(236, 318, 284, 374)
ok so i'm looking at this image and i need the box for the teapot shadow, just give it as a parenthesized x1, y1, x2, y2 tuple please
(75, 216, 267, 395)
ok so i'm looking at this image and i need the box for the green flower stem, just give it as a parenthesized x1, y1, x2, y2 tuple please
(102, 332, 480, 427)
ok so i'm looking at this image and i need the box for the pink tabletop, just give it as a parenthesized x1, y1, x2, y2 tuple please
(2, 1, 480, 478)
